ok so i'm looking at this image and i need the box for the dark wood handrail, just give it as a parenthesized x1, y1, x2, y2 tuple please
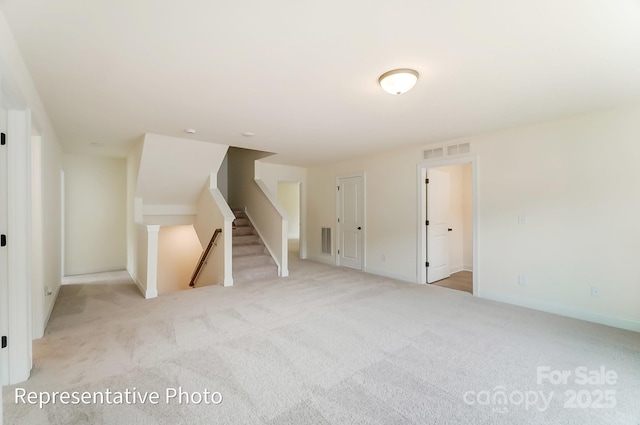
(189, 228, 222, 287)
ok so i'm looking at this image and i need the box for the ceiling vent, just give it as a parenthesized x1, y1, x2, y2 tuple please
(423, 142, 470, 160)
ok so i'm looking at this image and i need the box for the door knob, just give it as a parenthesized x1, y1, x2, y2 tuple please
(448, 228, 453, 232)
(357, 227, 362, 230)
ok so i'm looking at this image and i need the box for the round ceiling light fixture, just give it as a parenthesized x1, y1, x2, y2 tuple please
(378, 68, 419, 95)
(185, 128, 196, 134)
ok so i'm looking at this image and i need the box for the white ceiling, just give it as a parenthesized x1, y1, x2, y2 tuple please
(2, 0, 640, 165)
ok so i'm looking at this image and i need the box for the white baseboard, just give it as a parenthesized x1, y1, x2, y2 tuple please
(364, 267, 415, 284)
(306, 254, 336, 266)
(134, 278, 146, 298)
(449, 265, 464, 274)
(480, 290, 640, 333)
(463, 264, 473, 272)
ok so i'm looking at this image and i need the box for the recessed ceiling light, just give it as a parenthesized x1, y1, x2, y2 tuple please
(185, 129, 196, 134)
(242, 132, 255, 137)
(379, 69, 419, 95)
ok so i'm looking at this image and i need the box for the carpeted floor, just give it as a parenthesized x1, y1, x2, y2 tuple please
(3, 257, 639, 424)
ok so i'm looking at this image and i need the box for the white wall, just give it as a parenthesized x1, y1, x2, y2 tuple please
(228, 148, 289, 276)
(436, 164, 472, 274)
(193, 181, 234, 287)
(64, 154, 127, 275)
(462, 163, 473, 269)
(258, 160, 307, 257)
(1, 8, 65, 387)
(126, 139, 143, 278)
(307, 107, 640, 331)
(157, 225, 201, 294)
(278, 182, 300, 239)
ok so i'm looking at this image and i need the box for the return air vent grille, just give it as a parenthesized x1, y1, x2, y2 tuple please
(423, 142, 470, 160)
(321, 228, 332, 254)
(423, 147, 444, 160)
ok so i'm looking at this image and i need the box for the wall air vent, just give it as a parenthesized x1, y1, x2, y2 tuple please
(423, 142, 470, 160)
(321, 228, 332, 255)
(447, 142, 470, 156)
(423, 147, 444, 160)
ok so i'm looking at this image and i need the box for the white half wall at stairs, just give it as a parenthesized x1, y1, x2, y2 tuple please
(193, 174, 235, 287)
(228, 148, 289, 277)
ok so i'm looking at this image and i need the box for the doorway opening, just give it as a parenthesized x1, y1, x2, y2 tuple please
(418, 156, 477, 294)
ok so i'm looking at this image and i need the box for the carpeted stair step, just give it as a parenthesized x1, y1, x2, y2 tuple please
(232, 226, 256, 236)
(233, 244, 267, 257)
(233, 253, 275, 269)
(233, 218, 250, 227)
(233, 234, 261, 246)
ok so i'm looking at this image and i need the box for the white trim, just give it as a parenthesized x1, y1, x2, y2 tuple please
(306, 254, 336, 266)
(449, 265, 464, 274)
(417, 154, 478, 296)
(335, 172, 366, 270)
(144, 225, 160, 299)
(134, 278, 146, 297)
(43, 284, 61, 328)
(463, 263, 473, 272)
(6, 109, 32, 384)
(480, 291, 640, 333)
(363, 266, 414, 283)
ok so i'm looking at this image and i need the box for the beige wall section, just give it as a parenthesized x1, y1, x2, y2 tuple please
(258, 160, 308, 257)
(135, 225, 148, 294)
(228, 148, 289, 275)
(31, 132, 63, 338)
(308, 150, 418, 281)
(307, 107, 640, 331)
(278, 182, 300, 239)
(157, 225, 201, 294)
(436, 164, 472, 273)
(462, 163, 473, 269)
(64, 154, 127, 275)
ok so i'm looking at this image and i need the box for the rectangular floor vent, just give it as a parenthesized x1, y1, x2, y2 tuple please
(321, 228, 332, 254)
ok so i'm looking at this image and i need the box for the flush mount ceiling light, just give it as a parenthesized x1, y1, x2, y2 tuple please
(185, 128, 196, 134)
(378, 68, 419, 95)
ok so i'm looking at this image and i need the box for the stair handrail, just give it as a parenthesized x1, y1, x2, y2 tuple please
(189, 228, 222, 287)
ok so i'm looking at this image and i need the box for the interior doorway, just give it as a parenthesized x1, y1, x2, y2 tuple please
(0, 107, 8, 388)
(336, 173, 364, 270)
(418, 156, 477, 294)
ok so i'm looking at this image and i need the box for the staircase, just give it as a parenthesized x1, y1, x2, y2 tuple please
(232, 210, 278, 283)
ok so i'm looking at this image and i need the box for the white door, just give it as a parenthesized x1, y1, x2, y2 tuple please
(338, 175, 364, 270)
(1, 107, 8, 395)
(427, 168, 451, 283)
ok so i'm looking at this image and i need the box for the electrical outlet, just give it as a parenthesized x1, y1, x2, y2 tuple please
(518, 215, 527, 225)
(591, 286, 602, 298)
(518, 274, 527, 286)
(381, 255, 387, 263)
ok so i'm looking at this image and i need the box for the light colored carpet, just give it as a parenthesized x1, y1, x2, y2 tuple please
(3, 257, 639, 424)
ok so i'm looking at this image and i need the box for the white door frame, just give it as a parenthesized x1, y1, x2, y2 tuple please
(417, 155, 478, 294)
(277, 178, 307, 259)
(335, 172, 366, 269)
